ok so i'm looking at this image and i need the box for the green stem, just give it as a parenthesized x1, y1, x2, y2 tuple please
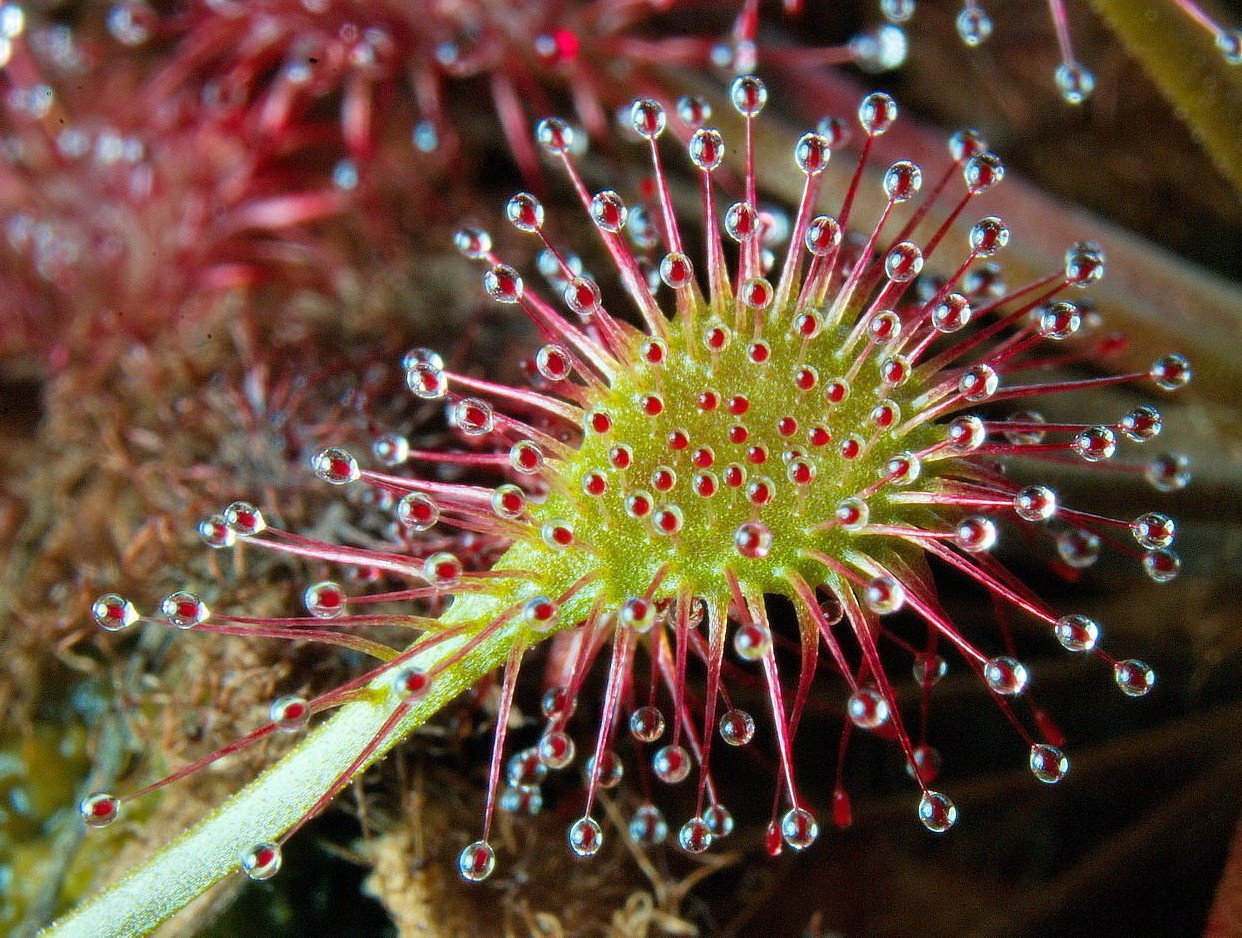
(42, 591, 518, 938)
(1087, 0, 1242, 194)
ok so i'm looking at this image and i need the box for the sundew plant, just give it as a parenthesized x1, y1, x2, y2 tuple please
(50, 72, 1200, 935)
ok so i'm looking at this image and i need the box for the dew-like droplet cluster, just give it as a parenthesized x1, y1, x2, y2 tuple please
(81, 77, 1187, 894)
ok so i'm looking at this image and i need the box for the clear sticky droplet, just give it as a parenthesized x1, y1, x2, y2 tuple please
(538, 730, 576, 769)
(848, 688, 891, 729)
(304, 581, 346, 619)
(453, 227, 492, 259)
(932, 293, 972, 332)
(1146, 453, 1191, 493)
(734, 521, 773, 559)
(1120, 405, 1162, 442)
(956, 6, 992, 46)
(390, 665, 431, 700)
(964, 152, 1004, 194)
(629, 804, 668, 845)
(1065, 242, 1105, 285)
(506, 192, 544, 232)
(1114, 659, 1156, 697)
(241, 842, 282, 881)
(983, 656, 1029, 695)
(858, 92, 897, 135)
(1039, 302, 1081, 339)
(1057, 528, 1101, 569)
(540, 686, 576, 720)
(913, 652, 948, 688)
(483, 264, 523, 303)
(499, 785, 543, 815)
(885, 241, 923, 282)
(407, 361, 448, 399)
(584, 750, 623, 789)
(485, 486, 525, 524)
(629, 704, 665, 743)
(160, 590, 209, 629)
(958, 363, 999, 401)
(954, 516, 997, 552)
(535, 117, 574, 155)
(619, 597, 656, 633)
(852, 23, 908, 72)
(947, 415, 986, 452)
(1055, 61, 1095, 105)
(689, 128, 724, 171)
(906, 744, 942, 784)
(1149, 354, 1192, 391)
(522, 596, 559, 632)
(507, 747, 548, 788)
(1054, 614, 1100, 652)
(836, 497, 870, 531)
(1144, 548, 1181, 583)
(372, 433, 410, 467)
(865, 576, 905, 614)
(224, 501, 266, 537)
(270, 695, 311, 733)
(881, 0, 916, 23)
(918, 791, 957, 832)
(660, 252, 695, 290)
(458, 840, 496, 882)
(884, 451, 921, 485)
(781, 807, 819, 850)
(1029, 744, 1069, 783)
(590, 190, 628, 232)
(1131, 512, 1174, 549)
(1073, 426, 1116, 462)
(817, 116, 850, 148)
(568, 816, 603, 856)
(795, 133, 831, 175)
(719, 708, 755, 746)
(805, 215, 841, 256)
(1014, 485, 1057, 521)
(677, 94, 712, 129)
(678, 816, 713, 853)
(198, 514, 236, 548)
(80, 792, 119, 828)
(730, 75, 767, 116)
(629, 98, 666, 138)
(509, 441, 544, 474)
(704, 803, 734, 838)
(969, 216, 1008, 256)
(451, 398, 494, 437)
(733, 621, 772, 661)
(554, 277, 597, 322)
(312, 448, 359, 485)
(652, 743, 691, 783)
(108, 2, 154, 45)
(870, 310, 902, 342)
(725, 201, 759, 243)
(423, 551, 462, 585)
(92, 593, 139, 632)
(412, 119, 439, 153)
(884, 160, 922, 201)
(397, 492, 440, 531)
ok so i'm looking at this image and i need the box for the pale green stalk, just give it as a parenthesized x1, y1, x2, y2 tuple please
(43, 591, 519, 937)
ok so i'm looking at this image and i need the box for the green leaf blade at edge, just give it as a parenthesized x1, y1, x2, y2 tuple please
(1088, 0, 1242, 194)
